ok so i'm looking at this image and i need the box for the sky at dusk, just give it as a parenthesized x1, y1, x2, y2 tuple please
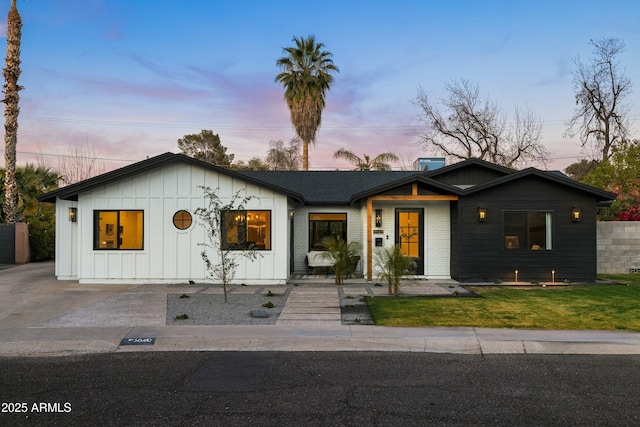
(1, 0, 639, 174)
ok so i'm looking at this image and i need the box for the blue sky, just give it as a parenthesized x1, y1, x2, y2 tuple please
(1, 0, 639, 172)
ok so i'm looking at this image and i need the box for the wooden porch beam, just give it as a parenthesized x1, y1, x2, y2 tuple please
(366, 198, 373, 281)
(368, 195, 458, 201)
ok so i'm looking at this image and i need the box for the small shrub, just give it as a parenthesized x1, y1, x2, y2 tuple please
(175, 314, 189, 320)
(262, 301, 274, 308)
(179, 293, 190, 298)
(374, 245, 416, 296)
(27, 206, 56, 261)
(319, 236, 362, 286)
(266, 290, 275, 297)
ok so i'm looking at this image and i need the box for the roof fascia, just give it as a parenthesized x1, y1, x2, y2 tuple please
(349, 174, 463, 204)
(461, 167, 617, 201)
(37, 153, 305, 204)
(422, 157, 515, 178)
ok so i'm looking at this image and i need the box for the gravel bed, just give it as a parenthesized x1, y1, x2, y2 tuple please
(166, 287, 290, 325)
(166, 284, 376, 326)
(339, 290, 374, 325)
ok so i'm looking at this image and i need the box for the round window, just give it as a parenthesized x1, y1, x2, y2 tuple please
(173, 210, 193, 230)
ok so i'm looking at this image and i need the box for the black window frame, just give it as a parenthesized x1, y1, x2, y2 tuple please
(221, 209, 272, 251)
(308, 213, 347, 251)
(93, 210, 144, 250)
(173, 210, 193, 230)
(503, 210, 553, 251)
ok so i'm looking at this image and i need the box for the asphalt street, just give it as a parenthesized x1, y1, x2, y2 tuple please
(1, 352, 639, 426)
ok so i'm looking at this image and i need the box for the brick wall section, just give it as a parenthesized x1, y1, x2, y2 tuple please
(14, 222, 30, 264)
(597, 222, 640, 274)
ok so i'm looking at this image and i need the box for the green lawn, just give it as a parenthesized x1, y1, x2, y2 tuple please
(365, 274, 640, 331)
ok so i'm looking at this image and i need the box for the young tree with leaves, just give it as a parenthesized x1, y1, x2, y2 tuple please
(566, 38, 633, 162)
(583, 141, 640, 220)
(178, 130, 234, 166)
(3, 0, 22, 224)
(276, 35, 339, 170)
(195, 187, 261, 302)
(232, 157, 270, 171)
(414, 79, 548, 168)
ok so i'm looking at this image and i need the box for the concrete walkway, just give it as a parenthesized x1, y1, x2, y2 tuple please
(1, 262, 640, 357)
(277, 287, 341, 326)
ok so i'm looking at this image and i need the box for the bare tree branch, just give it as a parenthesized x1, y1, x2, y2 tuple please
(565, 37, 633, 161)
(414, 79, 548, 168)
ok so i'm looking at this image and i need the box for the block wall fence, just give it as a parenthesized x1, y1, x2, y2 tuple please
(597, 222, 640, 274)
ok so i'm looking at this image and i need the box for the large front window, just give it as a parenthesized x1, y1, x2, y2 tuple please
(222, 210, 271, 250)
(94, 210, 144, 250)
(309, 213, 347, 250)
(504, 211, 552, 250)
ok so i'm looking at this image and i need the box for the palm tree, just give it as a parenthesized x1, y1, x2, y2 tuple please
(3, 0, 22, 224)
(275, 35, 339, 170)
(334, 148, 399, 171)
(0, 164, 61, 222)
(319, 236, 361, 285)
(374, 245, 416, 296)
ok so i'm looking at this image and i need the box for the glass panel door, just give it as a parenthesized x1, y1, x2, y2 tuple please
(396, 209, 424, 275)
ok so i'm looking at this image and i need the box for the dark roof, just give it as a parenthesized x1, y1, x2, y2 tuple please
(38, 153, 616, 206)
(422, 157, 515, 178)
(238, 170, 417, 204)
(37, 153, 305, 204)
(461, 167, 617, 203)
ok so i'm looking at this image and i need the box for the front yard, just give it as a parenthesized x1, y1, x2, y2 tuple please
(365, 274, 640, 331)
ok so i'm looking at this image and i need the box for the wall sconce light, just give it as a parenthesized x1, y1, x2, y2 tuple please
(288, 209, 294, 218)
(375, 209, 382, 228)
(571, 207, 581, 222)
(68, 207, 77, 222)
(478, 207, 486, 222)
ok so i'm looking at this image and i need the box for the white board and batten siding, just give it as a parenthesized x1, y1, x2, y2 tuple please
(368, 201, 451, 280)
(64, 162, 290, 285)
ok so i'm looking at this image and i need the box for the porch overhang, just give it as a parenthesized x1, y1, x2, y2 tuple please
(365, 191, 458, 281)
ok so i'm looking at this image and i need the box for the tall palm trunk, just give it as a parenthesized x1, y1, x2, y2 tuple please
(3, 0, 22, 224)
(302, 139, 309, 170)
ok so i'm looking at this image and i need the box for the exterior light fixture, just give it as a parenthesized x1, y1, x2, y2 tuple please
(571, 207, 581, 222)
(478, 207, 486, 222)
(375, 209, 382, 228)
(288, 209, 294, 218)
(68, 207, 77, 222)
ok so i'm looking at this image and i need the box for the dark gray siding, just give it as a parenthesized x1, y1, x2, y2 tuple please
(454, 176, 598, 282)
(431, 164, 509, 187)
(0, 224, 15, 264)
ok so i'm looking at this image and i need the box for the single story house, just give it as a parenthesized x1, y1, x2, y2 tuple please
(38, 152, 615, 284)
